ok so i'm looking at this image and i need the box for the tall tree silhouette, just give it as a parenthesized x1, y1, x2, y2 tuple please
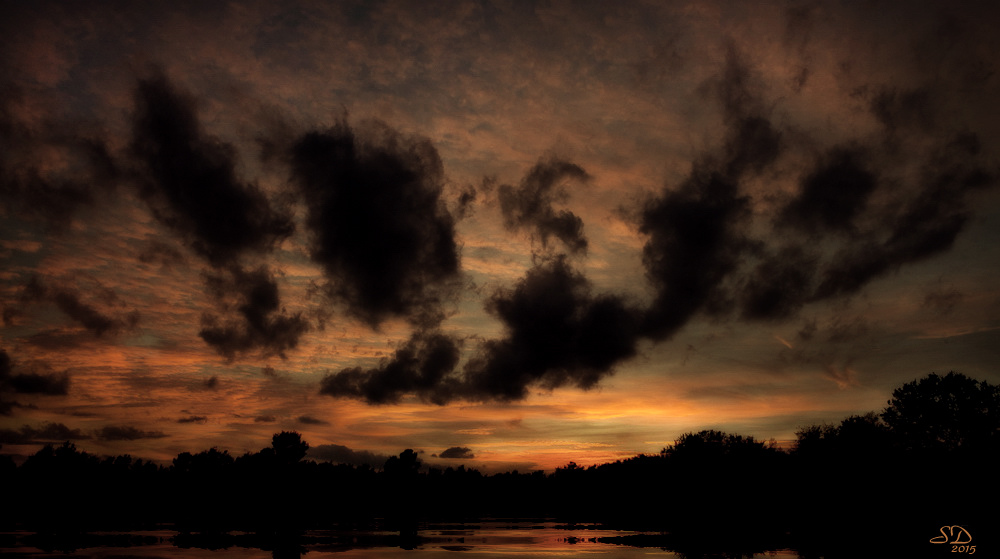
(793, 411, 889, 458)
(271, 431, 309, 466)
(383, 449, 421, 478)
(880, 371, 1000, 453)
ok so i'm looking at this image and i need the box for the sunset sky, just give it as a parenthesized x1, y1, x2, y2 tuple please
(1, 0, 998, 472)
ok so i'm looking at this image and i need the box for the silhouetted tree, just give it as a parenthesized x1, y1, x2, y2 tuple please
(793, 411, 889, 458)
(383, 448, 420, 477)
(382, 449, 423, 525)
(792, 422, 838, 456)
(271, 431, 309, 466)
(666, 429, 778, 460)
(881, 371, 1000, 452)
(173, 447, 234, 475)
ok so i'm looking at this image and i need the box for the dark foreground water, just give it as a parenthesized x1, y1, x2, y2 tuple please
(1, 523, 803, 558)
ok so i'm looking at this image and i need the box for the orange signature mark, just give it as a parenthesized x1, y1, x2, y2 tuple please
(930, 526, 972, 544)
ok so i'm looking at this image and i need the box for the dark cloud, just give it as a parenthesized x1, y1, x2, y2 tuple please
(137, 239, 187, 268)
(254, 415, 276, 423)
(21, 329, 106, 350)
(51, 291, 138, 337)
(17, 276, 140, 337)
(739, 246, 818, 321)
(4, 371, 70, 395)
(95, 425, 168, 441)
(313, 54, 785, 403)
(202, 376, 219, 389)
(0, 422, 91, 444)
(641, 43, 996, 329)
(314, 41, 997, 406)
(320, 328, 462, 405)
(776, 148, 877, 236)
(716, 45, 783, 177)
(199, 265, 309, 360)
(638, 46, 780, 337)
(870, 86, 936, 134)
(747, 131, 993, 315)
(130, 73, 307, 360)
(308, 443, 391, 468)
(497, 157, 590, 253)
(0, 348, 69, 396)
(782, 3, 816, 52)
(2, 305, 20, 327)
(0, 88, 118, 229)
(722, 115, 783, 179)
(289, 118, 461, 328)
(454, 184, 478, 220)
(296, 415, 328, 425)
(462, 256, 644, 402)
(0, 399, 32, 416)
(130, 71, 294, 266)
(321, 257, 644, 405)
(178, 416, 208, 424)
(922, 286, 963, 314)
(639, 171, 752, 338)
(812, 135, 995, 300)
(438, 446, 474, 459)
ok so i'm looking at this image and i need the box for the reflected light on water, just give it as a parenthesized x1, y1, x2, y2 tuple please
(2, 524, 803, 558)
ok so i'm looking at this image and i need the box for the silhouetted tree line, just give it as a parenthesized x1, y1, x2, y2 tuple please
(2, 371, 997, 551)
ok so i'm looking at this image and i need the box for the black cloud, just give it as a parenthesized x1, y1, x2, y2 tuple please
(314, 42, 997, 406)
(438, 446, 474, 459)
(638, 46, 778, 337)
(296, 415, 328, 425)
(716, 45, 783, 177)
(289, 118, 461, 328)
(740, 131, 994, 319)
(130, 72, 307, 360)
(54, 290, 136, 337)
(812, 134, 995, 300)
(18, 276, 140, 338)
(309, 443, 391, 468)
(0, 422, 91, 444)
(313, 56, 784, 403)
(199, 266, 309, 360)
(320, 329, 462, 405)
(870, 86, 936, 135)
(0, 400, 35, 416)
(0, 88, 118, 229)
(0, 348, 69, 396)
(320, 257, 644, 405)
(498, 157, 590, 253)
(739, 246, 818, 321)
(776, 148, 877, 236)
(178, 416, 208, 424)
(463, 256, 643, 402)
(131, 71, 294, 266)
(95, 426, 168, 441)
(639, 172, 752, 339)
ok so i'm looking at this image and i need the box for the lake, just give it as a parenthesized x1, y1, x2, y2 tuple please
(1, 523, 802, 558)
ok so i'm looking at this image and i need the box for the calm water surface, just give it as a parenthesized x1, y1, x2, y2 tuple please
(2, 523, 800, 558)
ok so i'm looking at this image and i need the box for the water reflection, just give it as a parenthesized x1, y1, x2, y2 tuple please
(1, 523, 801, 558)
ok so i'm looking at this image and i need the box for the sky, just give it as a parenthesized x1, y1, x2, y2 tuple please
(1, 0, 999, 472)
